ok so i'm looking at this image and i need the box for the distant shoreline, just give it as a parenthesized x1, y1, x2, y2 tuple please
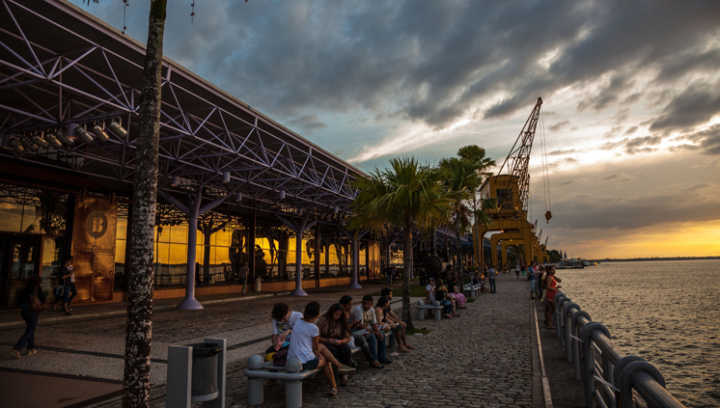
(588, 256, 720, 262)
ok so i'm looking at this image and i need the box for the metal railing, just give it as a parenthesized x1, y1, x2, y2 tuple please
(552, 292, 685, 408)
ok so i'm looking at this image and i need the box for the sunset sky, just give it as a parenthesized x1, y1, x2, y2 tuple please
(75, 1, 720, 259)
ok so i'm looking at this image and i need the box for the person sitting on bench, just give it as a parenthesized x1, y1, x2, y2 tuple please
(450, 285, 467, 309)
(350, 295, 392, 367)
(379, 288, 415, 351)
(340, 295, 380, 369)
(269, 303, 302, 352)
(288, 301, 355, 397)
(375, 295, 411, 354)
(317, 303, 354, 386)
(436, 280, 457, 318)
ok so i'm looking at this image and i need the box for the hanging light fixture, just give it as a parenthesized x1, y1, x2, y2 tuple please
(109, 120, 128, 137)
(277, 190, 286, 200)
(223, 171, 231, 184)
(63, 124, 79, 145)
(24, 134, 40, 152)
(8, 136, 25, 154)
(44, 130, 63, 148)
(92, 123, 111, 142)
(76, 126, 94, 143)
(32, 131, 48, 148)
(235, 192, 243, 202)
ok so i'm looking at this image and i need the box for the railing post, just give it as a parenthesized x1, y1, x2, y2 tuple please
(564, 302, 580, 363)
(580, 322, 609, 408)
(573, 311, 591, 381)
(614, 357, 665, 408)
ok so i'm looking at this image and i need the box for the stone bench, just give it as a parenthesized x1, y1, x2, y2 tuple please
(463, 284, 481, 298)
(415, 300, 443, 321)
(245, 345, 362, 408)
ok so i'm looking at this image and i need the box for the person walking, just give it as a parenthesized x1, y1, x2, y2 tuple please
(488, 266, 497, 294)
(11, 277, 45, 358)
(60, 257, 77, 315)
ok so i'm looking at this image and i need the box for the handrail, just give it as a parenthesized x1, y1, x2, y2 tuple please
(552, 292, 685, 408)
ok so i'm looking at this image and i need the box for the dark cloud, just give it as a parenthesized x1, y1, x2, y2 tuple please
(624, 135, 662, 154)
(550, 120, 570, 131)
(287, 114, 326, 131)
(624, 126, 638, 135)
(549, 148, 577, 156)
(655, 49, 720, 83)
(77, 0, 720, 131)
(683, 125, 720, 155)
(650, 82, 720, 132)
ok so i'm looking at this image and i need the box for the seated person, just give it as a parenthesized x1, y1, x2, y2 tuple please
(425, 278, 437, 303)
(269, 303, 303, 352)
(436, 280, 457, 318)
(349, 295, 391, 368)
(375, 296, 411, 353)
(288, 301, 355, 397)
(317, 303, 354, 385)
(450, 285, 467, 309)
(378, 288, 414, 351)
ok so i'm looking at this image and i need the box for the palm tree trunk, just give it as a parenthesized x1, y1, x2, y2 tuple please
(403, 227, 414, 330)
(123, 1, 166, 407)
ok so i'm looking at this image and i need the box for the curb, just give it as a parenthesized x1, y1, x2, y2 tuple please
(0, 292, 287, 330)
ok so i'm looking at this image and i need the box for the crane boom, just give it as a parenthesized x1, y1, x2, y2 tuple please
(495, 97, 543, 214)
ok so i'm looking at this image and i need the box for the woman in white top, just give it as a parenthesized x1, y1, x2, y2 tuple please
(288, 301, 355, 397)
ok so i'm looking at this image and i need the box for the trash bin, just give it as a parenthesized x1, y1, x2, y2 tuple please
(190, 342, 222, 402)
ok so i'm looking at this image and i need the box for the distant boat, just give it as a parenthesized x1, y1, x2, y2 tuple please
(557, 259, 585, 269)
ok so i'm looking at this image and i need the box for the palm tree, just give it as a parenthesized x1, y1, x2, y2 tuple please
(437, 146, 495, 280)
(122, 1, 167, 407)
(350, 158, 450, 329)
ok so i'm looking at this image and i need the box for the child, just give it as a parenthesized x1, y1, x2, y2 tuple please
(269, 303, 303, 352)
(288, 301, 355, 396)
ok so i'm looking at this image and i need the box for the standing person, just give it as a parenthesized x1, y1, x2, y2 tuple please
(350, 295, 392, 367)
(288, 301, 355, 397)
(269, 303, 303, 352)
(528, 264, 537, 299)
(515, 266, 520, 280)
(11, 277, 45, 358)
(60, 257, 77, 315)
(317, 303, 354, 386)
(488, 265, 497, 294)
(544, 268, 562, 328)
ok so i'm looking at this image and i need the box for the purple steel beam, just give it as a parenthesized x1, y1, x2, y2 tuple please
(0, 0, 360, 207)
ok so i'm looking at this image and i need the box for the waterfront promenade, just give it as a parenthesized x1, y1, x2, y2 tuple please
(1, 276, 538, 407)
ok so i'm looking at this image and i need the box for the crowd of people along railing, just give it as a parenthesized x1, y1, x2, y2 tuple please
(553, 292, 686, 408)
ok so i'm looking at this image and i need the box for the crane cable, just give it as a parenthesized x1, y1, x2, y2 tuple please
(540, 115, 552, 222)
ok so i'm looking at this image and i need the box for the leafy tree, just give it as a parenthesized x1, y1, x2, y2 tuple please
(350, 158, 450, 329)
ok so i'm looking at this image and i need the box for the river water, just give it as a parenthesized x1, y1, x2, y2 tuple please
(559, 259, 720, 408)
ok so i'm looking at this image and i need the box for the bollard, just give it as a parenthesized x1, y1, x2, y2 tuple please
(433, 301, 442, 321)
(416, 300, 425, 321)
(247, 354, 265, 406)
(285, 357, 303, 408)
(579, 322, 609, 408)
